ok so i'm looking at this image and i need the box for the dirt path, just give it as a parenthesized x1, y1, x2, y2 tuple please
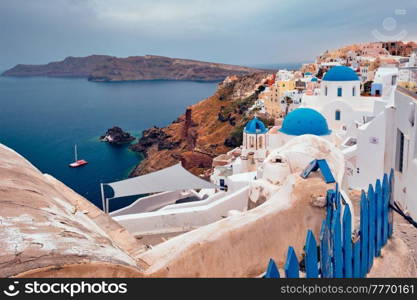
(349, 190, 417, 273)
(393, 213, 417, 270)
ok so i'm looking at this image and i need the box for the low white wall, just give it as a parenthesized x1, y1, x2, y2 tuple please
(113, 186, 249, 236)
(137, 175, 328, 277)
(158, 191, 226, 211)
(110, 190, 193, 217)
(353, 111, 386, 189)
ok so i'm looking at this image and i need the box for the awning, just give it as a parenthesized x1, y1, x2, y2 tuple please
(106, 163, 217, 199)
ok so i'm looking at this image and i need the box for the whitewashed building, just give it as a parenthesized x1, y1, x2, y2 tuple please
(109, 66, 417, 236)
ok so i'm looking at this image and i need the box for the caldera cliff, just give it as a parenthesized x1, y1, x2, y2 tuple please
(129, 72, 273, 177)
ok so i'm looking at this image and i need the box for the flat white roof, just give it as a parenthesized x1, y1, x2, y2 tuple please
(228, 171, 257, 182)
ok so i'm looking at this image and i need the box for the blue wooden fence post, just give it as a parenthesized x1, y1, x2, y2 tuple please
(388, 169, 394, 238)
(261, 176, 393, 280)
(326, 189, 335, 226)
(367, 184, 375, 272)
(353, 239, 361, 278)
(375, 179, 382, 257)
(305, 230, 319, 278)
(335, 183, 341, 210)
(320, 220, 332, 278)
(331, 205, 343, 278)
(382, 174, 389, 246)
(264, 258, 280, 278)
(285, 246, 299, 278)
(360, 190, 369, 277)
(342, 204, 352, 278)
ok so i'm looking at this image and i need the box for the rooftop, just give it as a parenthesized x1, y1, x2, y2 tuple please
(323, 66, 359, 81)
(279, 108, 331, 136)
(245, 117, 268, 134)
(397, 86, 417, 101)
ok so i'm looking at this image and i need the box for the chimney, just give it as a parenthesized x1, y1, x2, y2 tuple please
(183, 107, 192, 138)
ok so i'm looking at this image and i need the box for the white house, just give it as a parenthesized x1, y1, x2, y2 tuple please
(384, 88, 417, 220)
(276, 69, 295, 81)
(372, 67, 399, 104)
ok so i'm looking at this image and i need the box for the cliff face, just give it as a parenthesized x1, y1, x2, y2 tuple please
(2, 55, 263, 82)
(129, 72, 271, 177)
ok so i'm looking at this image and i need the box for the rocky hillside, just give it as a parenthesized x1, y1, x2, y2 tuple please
(2, 55, 264, 81)
(129, 72, 273, 177)
(2, 55, 112, 78)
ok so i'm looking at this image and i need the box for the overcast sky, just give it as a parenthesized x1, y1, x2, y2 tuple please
(1, 0, 417, 70)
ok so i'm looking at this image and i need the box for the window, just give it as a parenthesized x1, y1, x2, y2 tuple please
(335, 110, 341, 121)
(391, 75, 397, 86)
(352, 86, 356, 97)
(337, 87, 343, 97)
(325, 86, 328, 96)
(250, 136, 254, 148)
(396, 129, 405, 173)
(258, 136, 263, 148)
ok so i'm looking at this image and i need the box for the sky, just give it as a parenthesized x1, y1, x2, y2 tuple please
(1, 0, 417, 70)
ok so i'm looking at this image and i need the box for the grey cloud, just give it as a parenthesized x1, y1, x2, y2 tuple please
(0, 0, 416, 70)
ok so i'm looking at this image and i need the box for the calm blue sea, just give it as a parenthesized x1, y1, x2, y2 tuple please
(0, 76, 218, 211)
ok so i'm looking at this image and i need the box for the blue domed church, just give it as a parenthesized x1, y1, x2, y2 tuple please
(320, 66, 360, 99)
(242, 117, 268, 160)
(241, 111, 332, 161)
(279, 108, 331, 136)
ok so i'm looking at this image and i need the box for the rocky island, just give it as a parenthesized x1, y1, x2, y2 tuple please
(100, 126, 135, 144)
(2, 55, 264, 82)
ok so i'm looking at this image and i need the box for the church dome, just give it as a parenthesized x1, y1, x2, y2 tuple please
(323, 66, 359, 81)
(311, 77, 318, 82)
(279, 108, 331, 136)
(245, 117, 267, 134)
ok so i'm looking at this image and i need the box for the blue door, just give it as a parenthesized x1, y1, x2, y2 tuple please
(335, 110, 341, 120)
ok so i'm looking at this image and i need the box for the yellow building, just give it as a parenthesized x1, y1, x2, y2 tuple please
(263, 80, 296, 119)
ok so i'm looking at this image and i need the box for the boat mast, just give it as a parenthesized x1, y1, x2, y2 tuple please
(74, 144, 78, 162)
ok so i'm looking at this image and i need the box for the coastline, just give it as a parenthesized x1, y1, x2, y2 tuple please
(0, 76, 218, 209)
(128, 72, 271, 178)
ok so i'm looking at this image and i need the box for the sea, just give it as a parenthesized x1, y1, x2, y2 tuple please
(0, 76, 218, 211)
(248, 62, 309, 71)
(0, 62, 301, 212)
